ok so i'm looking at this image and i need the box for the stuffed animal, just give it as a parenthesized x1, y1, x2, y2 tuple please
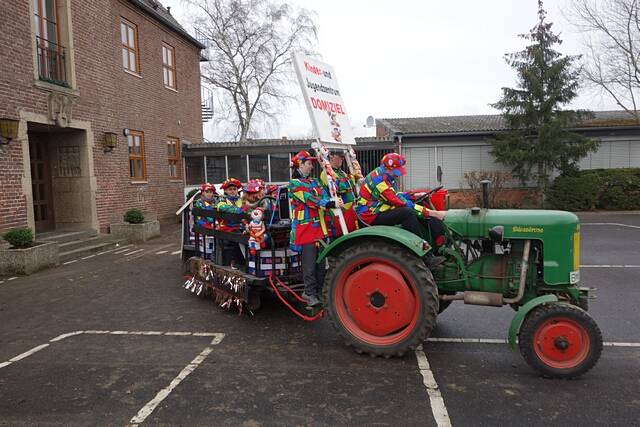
(246, 208, 266, 256)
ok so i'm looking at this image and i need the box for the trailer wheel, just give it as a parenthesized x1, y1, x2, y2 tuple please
(324, 241, 438, 357)
(518, 303, 602, 379)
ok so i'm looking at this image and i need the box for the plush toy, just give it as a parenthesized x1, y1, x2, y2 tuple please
(246, 208, 266, 256)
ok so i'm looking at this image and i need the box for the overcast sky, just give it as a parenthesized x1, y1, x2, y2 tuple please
(160, 0, 619, 141)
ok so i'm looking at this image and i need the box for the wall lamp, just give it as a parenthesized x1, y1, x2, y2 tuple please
(0, 118, 19, 145)
(103, 131, 118, 153)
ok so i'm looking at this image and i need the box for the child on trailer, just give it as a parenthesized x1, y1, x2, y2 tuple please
(242, 179, 278, 220)
(194, 183, 217, 230)
(216, 178, 245, 269)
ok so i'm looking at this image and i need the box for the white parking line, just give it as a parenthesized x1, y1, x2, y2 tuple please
(171, 250, 181, 255)
(426, 337, 640, 347)
(129, 337, 223, 426)
(582, 222, 640, 229)
(95, 246, 127, 256)
(8, 277, 18, 281)
(114, 247, 134, 255)
(124, 249, 144, 256)
(416, 345, 451, 427)
(580, 265, 640, 268)
(81, 254, 96, 260)
(63, 260, 78, 265)
(155, 250, 168, 255)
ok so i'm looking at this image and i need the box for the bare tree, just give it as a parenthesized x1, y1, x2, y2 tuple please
(568, 0, 640, 121)
(188, 0, 317, 140)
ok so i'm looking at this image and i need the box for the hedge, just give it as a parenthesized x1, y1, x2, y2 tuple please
(547, 168, 640, 211)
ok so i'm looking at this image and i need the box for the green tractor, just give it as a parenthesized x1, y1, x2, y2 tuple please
(319, 186, 602, 379)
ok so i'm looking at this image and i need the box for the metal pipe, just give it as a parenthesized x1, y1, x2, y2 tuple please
(504, 239, 531, 304)
(439, 239, 531, 306)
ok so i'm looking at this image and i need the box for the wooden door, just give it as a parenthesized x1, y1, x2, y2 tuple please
(29, 138, 55, 232)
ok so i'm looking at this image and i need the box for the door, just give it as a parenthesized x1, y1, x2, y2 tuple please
(29, 137, 55, 232)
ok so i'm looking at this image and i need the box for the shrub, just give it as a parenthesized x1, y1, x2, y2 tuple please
(124, 208, 145, 224)
(548, 168, 640, 211)
(464, 170, 514, 207)
(186, 188, 199, 201)
(3, 228, 34, 248)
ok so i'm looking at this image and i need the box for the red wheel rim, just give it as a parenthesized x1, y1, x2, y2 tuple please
(533, 316, 590, 369)
(333, 257, 421, 346)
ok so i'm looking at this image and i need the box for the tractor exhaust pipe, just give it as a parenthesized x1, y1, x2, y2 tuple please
(480, 179, 491, 209)
(440, 240, 531, 307)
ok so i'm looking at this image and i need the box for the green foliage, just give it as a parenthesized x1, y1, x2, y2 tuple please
(186, 188, 200, 201)
(490, 0, 599, 200)
(3, 228, 34, 248)
(124, 208, 145, 224)
(548, 169, 640, 211)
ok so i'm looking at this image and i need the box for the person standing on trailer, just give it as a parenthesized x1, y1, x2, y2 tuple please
(319, 149, 361, 236)
(288, 151, 343, 307)
(356, 153, 447, 269)
(216, 178, 245, 269)
(194, 183, 217, 230)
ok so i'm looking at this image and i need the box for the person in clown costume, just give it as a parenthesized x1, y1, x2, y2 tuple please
(319, 149, 361, 236)
(193, 182, 217, 229)
(216, 178, 245, 269)
(356, 152, 447, 269)
(288, 151, 343, 307)
(242, 179, 276, 214)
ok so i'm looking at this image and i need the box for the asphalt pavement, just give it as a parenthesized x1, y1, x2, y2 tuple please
(0, 212, 638, 426)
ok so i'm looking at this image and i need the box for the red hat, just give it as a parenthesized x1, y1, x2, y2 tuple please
(381, 153, 407, 177)
(290, 150, 316, 169)
(221, 178, 242, 190)
(245, 179, 264, 193)
(199, 182, 215, 192)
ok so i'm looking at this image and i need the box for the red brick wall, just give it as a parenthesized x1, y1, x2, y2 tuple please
(0, 0, 203, 234)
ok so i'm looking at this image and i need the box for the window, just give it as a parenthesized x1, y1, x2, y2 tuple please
(128, 130, 145, 180)
(34, 0, 67, 85)
(167, 137, 180, 178)
(269, 153, 290, 182)
(121, 18, 139, 74)
(248, 155, 269, 181)
(227, 155, 247, 181)
(162, 43, 176, 89)
(206, 156, 226, 183)
(185, 156, 204, 185)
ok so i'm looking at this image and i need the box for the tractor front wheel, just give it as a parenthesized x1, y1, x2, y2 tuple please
(324, 241, 439, 357)
(518, 303, 602, 379)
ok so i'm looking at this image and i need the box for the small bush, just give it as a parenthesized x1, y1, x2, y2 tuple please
(124, 208, 145, 224)
(548, 168, 640, 211)
(186, 188, 200, 201)
(464, 170, 514, 207)
(3, 228, 34, 248)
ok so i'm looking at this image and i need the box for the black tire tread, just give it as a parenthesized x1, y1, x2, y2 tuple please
(324, 241, 439, 358)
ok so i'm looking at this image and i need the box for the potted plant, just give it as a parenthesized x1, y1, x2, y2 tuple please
(110, 208, 160, 243)
(0, 228, 59, 275)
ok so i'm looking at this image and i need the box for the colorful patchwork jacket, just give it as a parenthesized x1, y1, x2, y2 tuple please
(356, 166, 424, 224)
(288, 177, 332, 251)
(216, 195, 244, 232)
(194, 197, 217, 229)
(320, 167, 359, 235)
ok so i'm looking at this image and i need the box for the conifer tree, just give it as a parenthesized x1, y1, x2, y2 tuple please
(491, 0, 598, 204)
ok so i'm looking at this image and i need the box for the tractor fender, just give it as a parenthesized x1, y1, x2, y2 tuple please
(507, 294, 559, 349)
(317, 225, 429, 263)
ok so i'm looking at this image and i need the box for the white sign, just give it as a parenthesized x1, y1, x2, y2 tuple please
(292, 53, 356, 145)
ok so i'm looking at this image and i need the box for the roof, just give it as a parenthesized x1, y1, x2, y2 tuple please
(186, 136, 393, 150)
(128, 0, 206, 49)
(377, 110, 640, 135)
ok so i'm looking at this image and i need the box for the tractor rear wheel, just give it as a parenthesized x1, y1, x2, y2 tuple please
(324, 241, 439, 357)
(518, 303, 602, 379)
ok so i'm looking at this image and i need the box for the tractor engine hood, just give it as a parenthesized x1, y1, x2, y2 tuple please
(444, 208, 580, 286)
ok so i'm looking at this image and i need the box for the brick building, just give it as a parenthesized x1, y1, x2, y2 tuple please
(0, 0, 204, 235)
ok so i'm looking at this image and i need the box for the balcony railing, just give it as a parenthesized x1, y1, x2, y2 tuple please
(36, 36, 69, 87)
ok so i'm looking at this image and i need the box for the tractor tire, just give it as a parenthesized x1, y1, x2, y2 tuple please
(518, 303, 602, 379)
(323, 241, 439, 358)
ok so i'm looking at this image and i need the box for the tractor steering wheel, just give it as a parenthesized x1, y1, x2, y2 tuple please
(414, 185, 444, 205)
